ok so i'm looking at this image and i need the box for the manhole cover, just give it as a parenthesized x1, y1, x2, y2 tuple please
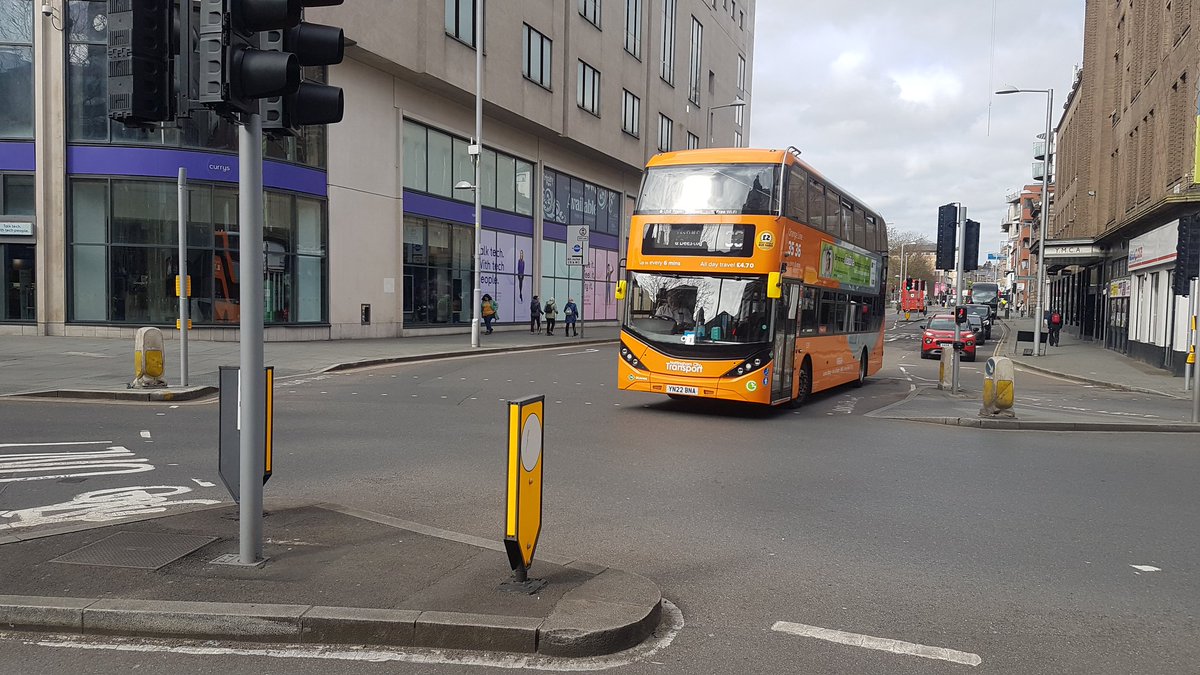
(51, 531, 217, 570)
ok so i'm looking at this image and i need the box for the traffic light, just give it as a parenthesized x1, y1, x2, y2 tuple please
(107, 0, 173, 126)
(963, 219, 980, 272)
(936, 203, 957, 271)
(904, 278, 912, 291)
(1174, 214, 1200, 296)
(263, 1, 346, 134)
(955, 306, 968, 325)
(198, 0, 303, 118)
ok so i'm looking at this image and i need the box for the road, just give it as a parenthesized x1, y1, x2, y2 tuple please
(1, 318, 1197, 673)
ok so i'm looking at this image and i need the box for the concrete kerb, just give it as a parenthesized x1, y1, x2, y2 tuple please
(6, 386, 219, 402)
(0, 501, 662, 657)
(319, 337, 617, 374)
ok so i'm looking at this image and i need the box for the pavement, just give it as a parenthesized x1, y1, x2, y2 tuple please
(873, 313, 1200, 431)
(0, 501, 662, 657)
(0, 325, 619, 400)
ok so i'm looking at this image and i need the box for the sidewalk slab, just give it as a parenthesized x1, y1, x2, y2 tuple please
(0, 502, 662, 657)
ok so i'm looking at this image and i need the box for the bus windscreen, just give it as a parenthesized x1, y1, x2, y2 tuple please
(641, 223, 756, 257)
(636, 164, 779, 216)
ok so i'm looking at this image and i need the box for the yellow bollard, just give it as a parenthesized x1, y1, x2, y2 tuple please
(980, 356, 1015, 417)
(132, 327, 167, 389)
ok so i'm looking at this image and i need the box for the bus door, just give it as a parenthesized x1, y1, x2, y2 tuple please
(771, 285, 799, 402)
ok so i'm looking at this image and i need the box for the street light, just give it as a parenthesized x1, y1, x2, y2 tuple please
(707, 98, 745, 146)
(996, 85, 1054, 357)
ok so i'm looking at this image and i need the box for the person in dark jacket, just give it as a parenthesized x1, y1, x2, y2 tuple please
(563, 298, 579, 336)
(544, 297, 558, 336)
(529, 295, 542, 334)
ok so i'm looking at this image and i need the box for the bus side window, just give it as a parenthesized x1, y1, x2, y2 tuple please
(799, 287, 818, 334)
(809, 178, 825, 232)
(853, 207, 867, 250)
(866, 214, 878, 251)
(841, 200, 854, 245)
(826, 190, 842, 240)
(786, 165, 807, 222)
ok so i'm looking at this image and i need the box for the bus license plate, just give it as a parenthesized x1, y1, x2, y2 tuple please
(666, 385, 698, 396)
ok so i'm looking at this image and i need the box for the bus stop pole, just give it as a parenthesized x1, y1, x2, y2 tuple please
(238, 114, 266, 565)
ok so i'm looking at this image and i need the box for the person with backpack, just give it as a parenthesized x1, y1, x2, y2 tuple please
(543, 297, 558, 335)
(529, 295, 542, 334)
(563, 298, 579, 337)
(481, 294, 496, 334)
(1047, 308, 1063, 346)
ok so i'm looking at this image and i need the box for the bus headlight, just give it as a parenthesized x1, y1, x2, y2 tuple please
(736, 366, 745, 375)
(753, 358, 762, 367)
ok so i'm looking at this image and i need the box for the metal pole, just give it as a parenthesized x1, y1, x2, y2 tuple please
(470, 0, 483, 349)
(238, 113, 265, 565)
(177, 168, 189, 387)
(1033, 89, 1054, 357)
(1187, 280, 1195, 392)
(952, 204, 965, 393)
(1193, 277, 1200, 422)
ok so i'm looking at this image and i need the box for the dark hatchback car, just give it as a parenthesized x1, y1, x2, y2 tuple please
(964, 304, 993, 340)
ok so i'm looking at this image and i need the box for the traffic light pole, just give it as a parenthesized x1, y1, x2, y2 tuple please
(177, 168, 189, 387)
(238, 112, 266, 565)
(1193, 277, 1200, 422)
(953, 204, 965, 394)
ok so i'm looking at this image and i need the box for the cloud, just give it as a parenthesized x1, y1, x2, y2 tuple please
(748, 0, 1084, 254)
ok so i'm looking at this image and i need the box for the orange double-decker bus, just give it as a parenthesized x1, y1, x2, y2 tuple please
(617, 147, 889, 406)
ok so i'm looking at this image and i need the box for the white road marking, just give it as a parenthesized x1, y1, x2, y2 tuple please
(191, 479, 215, 488)
(771, 621, 981, 667)
(558, 348, 600, 356)
(0, 446, 153, 483)
(63, 351, 113, 358)
(169, 405, 179, 409)
(0, 486, 219, 531)
(139, 430, 151, 439)
(23, 599, 685, 671)
(1130, 564, 1161, 573)
(0, 441, 111, 448)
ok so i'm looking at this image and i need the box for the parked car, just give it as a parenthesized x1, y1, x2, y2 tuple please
(920, 314, 977, 361)
(964, 304, 993, 340)
(965, 313, 985, 345)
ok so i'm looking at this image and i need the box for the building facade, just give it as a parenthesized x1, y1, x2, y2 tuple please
(0, 0, 756, 340)
(1038, 0, 1198, 374)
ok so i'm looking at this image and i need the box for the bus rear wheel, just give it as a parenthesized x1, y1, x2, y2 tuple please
(854, 350, 868, 387)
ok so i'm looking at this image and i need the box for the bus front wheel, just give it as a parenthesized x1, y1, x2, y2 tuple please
(792, 359, 813, 406)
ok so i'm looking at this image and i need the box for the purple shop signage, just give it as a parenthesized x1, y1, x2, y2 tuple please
(66, 145, 327, 196)
(0, 142, 36, 172)
(403, 190, 534, 236)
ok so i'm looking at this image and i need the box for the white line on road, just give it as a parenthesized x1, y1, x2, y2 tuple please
(139, 430, 151, 439)
(0, 441, 112, 448)
(558, 348, 600, 356)
(191, 478, 215, 488)
(1130, 564, 1161, 573)
(771, 621, 981, 667)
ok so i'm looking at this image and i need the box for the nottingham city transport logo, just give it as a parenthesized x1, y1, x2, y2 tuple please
(756, 231, 775, 251)
(665, 361, 704, 373)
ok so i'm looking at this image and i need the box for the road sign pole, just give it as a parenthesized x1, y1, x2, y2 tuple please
(177, 167, 189, 387)
(238, 113, 266, 565)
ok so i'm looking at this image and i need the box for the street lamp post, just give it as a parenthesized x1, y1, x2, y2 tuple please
(707, 99, 745, 146)
(996, 86, 1054, 357)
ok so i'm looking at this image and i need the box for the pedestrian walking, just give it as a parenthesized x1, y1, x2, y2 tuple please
(481, 294, 496, 334)
(563, 298, 579, 337)
(544, 297, 558, 335)
(529, 295, 542, 333)
(1047, 308, 1063, 346)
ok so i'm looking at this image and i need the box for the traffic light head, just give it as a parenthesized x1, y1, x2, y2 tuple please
(262, 0, 346, 134)
(963, 219, 980, 272)
(936, 203, 957, 271)
(107, 0, 173, 126)
(955, 306, 968, 324)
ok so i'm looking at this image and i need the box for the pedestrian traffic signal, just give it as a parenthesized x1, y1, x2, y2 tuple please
(198, 0, 303, 118)
(262, 1, 346, 134)
(955, 306, 968, 325)
(963, 219, 980, 272)
(936, 203, 957, 271)
(107, 0, 174, 126)
(1174, 214, 1200, 296)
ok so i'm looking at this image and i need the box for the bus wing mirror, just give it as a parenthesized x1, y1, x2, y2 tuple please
(767, 272, 782, 299)
(615, 280, 627, 300)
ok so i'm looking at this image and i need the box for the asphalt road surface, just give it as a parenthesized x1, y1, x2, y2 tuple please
(1, 326, 1197, 674)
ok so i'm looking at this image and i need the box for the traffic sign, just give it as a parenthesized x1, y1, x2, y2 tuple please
(505, 395, 544, 573)
(566, 226, 589, 266)
(218, 365, 274, 503)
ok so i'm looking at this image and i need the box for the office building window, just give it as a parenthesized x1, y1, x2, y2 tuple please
(624, 0, 642, 58)
(688, 16, 703, 105)
(0, 173, 35, 322)
(737, 54, 746, 92)
(658, 114, 673, 152)
(660, 0, 676, 84)
(579, 0, 600, 28)
(522, 24, 552, 89)
(403, 120, 534, 217)
(0, 0, 34, 138)
(687, 132, 699, 149)
(621, 90, 641, 137)
(578, 61, 601, 116)
(445, 0, 477, 47)
(68, 178, 327, 325)
(734, 131, 742, 147)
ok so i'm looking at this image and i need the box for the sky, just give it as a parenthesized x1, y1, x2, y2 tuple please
(748, 1, 1086, 255)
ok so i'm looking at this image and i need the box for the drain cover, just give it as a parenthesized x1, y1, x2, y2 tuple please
(51, 531, 217, 570)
